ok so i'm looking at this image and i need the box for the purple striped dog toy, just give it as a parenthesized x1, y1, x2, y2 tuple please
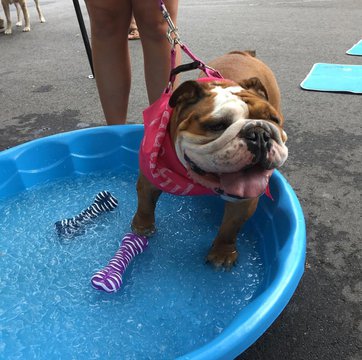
(91, 233, 149, 293)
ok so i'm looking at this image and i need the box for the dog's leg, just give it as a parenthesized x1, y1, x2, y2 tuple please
(131, 173, 162, 237)
(18, 0, 30, 32)
(34, 0, 46, 23)
(15, 2, 22, 26)
(2, 0, 12, 34)
(207, 198, 259, 268)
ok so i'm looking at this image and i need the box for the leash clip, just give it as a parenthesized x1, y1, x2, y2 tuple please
(167, 28, 183, 47)
(160, 3, 183, 46)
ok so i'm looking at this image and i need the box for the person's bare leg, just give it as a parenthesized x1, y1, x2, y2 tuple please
(85, 0, 132, 124)
(132, 0, 180, 104)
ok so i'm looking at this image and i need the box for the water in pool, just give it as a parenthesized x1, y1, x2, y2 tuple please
(0, 170, 265, 359)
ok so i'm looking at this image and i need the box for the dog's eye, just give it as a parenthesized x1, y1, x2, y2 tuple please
(203, 119, 231, 132)
(270, 114, 281, 125)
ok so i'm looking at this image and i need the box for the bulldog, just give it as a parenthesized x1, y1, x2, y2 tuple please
(131, 51, 288, 268)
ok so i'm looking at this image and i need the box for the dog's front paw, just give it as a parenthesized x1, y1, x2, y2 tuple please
(131, 212, 157, 237)
(23, 26, 30, 32)
(131, 224, 156, 237)
(206, 244, 238, 269)
(131, 220, 156, 237)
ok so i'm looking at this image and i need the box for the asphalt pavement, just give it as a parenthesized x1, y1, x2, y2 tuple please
(0, 0, 361, 359)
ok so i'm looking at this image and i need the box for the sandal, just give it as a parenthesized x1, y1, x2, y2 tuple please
(128, 28, 140, 40)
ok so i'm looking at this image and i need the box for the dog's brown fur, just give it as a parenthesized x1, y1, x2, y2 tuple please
(1, 0, 45, 35)
(132, 51, 285, 268)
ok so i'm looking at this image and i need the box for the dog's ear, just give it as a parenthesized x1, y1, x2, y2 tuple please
(239, 77, 269, 100)
(169, 80, 206, 108)
(229, 50, 256, 57)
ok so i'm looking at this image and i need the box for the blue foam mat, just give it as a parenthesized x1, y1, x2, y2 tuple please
(300, 63, 362, 94)
(346, 39, 362, 56)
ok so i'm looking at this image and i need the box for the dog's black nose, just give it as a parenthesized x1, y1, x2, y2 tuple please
(244, 127, 271, 151)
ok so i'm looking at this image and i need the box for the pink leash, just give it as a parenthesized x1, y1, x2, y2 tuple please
(158, 0, 223, 90)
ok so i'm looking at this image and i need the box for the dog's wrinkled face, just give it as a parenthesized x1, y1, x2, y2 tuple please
(169, 79, 288, 199)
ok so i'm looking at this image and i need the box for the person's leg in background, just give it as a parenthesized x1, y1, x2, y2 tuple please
(132, 0, 180, 105)
(85, 0, 132, 125)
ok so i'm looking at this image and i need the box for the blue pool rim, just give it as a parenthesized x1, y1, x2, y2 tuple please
(0, 125, 306, 359)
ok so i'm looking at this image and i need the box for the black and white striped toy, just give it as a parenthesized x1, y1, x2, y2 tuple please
(55, 191, 118, 237)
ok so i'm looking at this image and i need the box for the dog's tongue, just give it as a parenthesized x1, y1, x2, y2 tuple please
(219, 167, 274, 198)
(187, 164, 273, 199)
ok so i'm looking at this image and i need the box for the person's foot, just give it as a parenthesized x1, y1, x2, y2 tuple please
(128, 28, 140, 40)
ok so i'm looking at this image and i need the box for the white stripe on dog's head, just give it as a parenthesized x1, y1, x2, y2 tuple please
(211, 85, 249, 120)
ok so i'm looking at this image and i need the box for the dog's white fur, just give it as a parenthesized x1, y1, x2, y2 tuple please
(1, 0, 45, 34)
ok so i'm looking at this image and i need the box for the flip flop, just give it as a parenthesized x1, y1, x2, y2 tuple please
(128, 28, 140, 40)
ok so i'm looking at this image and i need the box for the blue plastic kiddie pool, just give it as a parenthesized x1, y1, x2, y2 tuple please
(0, 125, 306, 360)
